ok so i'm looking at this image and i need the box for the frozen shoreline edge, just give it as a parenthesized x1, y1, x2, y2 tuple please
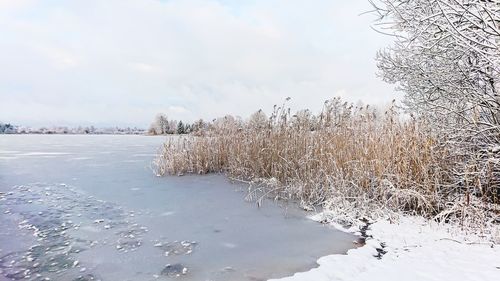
(271, 214, 500, 281)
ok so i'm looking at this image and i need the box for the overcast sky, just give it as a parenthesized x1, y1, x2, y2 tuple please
(0, 0, 397, 127)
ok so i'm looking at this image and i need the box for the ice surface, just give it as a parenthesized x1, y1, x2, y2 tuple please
(0, 135, 355, 281)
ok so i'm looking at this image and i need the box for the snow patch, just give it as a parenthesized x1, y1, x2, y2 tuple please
(271, 215, 500, 281)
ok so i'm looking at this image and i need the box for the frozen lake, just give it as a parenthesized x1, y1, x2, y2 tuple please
(0, 135, 355, 281)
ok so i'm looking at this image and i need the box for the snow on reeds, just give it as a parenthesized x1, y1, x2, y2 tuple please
(154, 98, 499, 234)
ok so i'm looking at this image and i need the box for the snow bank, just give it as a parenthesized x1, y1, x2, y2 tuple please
(271, 215, 500, 281)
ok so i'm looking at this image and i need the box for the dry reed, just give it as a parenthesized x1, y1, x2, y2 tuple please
(153, 97, 499, 233)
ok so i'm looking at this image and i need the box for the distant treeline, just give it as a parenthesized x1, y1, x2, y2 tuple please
(0, 123, 145, 135)
(148, 113, 208, 135)
(148, 113, 257, 136)
(0, 123, 16, 134)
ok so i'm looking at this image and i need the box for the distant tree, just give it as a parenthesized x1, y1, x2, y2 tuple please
(149, 113, 170, 135)
(147, 124, 157, 135)
(184, 123, 192, 134)
(157, 114, 169, 134)
(247, 110, 268, 130)
(191, 119, 207, 136)
(167, 120, 177, 134)
(177, 121, 186, 134)
(0, 123, 16, 134)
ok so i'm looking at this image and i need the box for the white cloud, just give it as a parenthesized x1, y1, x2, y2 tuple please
(0, 0, 397, 127)
(128, 62, 162, 74)
(38, 46, 80, 69)
(0, 0, 34, 10)
(168, 105, 189, 114)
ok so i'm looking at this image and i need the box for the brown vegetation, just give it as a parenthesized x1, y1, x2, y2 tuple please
(154, 98, 499, 230)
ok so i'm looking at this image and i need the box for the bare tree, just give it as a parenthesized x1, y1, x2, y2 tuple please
(247, 110, 268, 130)
(149, 113, 170, 135)
(371, 0, 500, 201)
(191, 119, 207, 136)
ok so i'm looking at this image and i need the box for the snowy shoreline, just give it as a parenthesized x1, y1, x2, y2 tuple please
(272, 215, 500, 281)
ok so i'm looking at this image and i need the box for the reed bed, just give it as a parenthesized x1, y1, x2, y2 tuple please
(154, 98, 499, 233)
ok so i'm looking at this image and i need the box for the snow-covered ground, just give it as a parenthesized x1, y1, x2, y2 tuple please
(272, 215, 500, 281)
